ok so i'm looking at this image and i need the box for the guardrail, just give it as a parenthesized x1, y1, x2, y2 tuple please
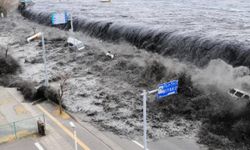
(0, 114, 45, 143)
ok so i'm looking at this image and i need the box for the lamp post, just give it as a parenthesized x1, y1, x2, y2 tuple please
(69, 121, 78, 150)
(41, 33, 48, 87)
(70, 13, 74, 33)
(27, 32, 48, 87)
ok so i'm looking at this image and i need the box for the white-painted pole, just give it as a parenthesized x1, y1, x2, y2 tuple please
(143, 90, 148, 150)
(41, 33, 48, 87)
(70, 122, 78, 150)
(74, 129, 78, 150)
(70, 13, 74, 33)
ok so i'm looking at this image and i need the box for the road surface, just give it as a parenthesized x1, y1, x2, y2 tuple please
(0, 87, 205, 150)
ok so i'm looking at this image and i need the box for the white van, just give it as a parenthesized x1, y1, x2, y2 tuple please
(228, 88, 250, 100)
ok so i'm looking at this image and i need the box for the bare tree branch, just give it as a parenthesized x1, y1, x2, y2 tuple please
(58, 72, 70, 114)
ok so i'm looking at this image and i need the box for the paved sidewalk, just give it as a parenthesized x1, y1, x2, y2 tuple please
(0, 87, 74, 150)
(0, 137, 37, 150)
(0, 87, 35, 143)
(0, 87, 32, 124)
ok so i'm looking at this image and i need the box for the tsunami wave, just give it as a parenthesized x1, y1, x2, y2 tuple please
(21, 8, 250, 68)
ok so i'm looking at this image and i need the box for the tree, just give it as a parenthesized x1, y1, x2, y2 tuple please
(58, 72, 70, 115)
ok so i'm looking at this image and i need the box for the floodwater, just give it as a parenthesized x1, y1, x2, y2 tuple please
(5, 1, 250, 148)
(31, 0, 250, 44)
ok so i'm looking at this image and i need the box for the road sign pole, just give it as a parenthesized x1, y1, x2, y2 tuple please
(41, 33, 48, 87)
(140, 80, 178, 150)
(142, 90, 148, 150)
(70, 13, 74, 33)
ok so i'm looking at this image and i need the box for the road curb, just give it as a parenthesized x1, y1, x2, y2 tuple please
(66, 111, 124, 150)
(47, 100, 124, 150)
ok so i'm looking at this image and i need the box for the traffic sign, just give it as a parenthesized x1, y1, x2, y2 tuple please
(20, 0, 32, 3)
(157, 80, 178, 99)
(51, 12, 68, 25)
(140, 79, 179, 150)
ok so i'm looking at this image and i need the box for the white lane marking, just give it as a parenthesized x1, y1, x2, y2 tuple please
(34, 142, 44, 150)
(132, 140, 149, 150)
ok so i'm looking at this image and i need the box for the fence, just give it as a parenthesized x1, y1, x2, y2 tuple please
(0, 114, 45, 143)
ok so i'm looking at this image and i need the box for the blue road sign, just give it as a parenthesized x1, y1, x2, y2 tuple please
(20, 0, 32, 3)
(157, 80, 178, 99)
(51, 11, 68, 25)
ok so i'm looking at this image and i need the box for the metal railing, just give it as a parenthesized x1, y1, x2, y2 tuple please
(0, 114, 45, 143)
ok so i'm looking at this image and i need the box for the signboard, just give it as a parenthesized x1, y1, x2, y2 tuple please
(51, 12, 68, 25)
(157, 80, 178, 99)
(20, 0, 32, 3)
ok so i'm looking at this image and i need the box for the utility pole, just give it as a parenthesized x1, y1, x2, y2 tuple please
(41, 33, 48, 87)
(70, 13, 74, 33)
(27, 32, 49, 87)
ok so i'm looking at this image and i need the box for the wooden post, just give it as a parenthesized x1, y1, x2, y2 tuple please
(59, 93, 63, 114)
(5, 45, 8, 58)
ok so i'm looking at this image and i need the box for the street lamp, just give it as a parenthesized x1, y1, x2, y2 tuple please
(69, 121, 78, 150)
(27, 32, 48, 87)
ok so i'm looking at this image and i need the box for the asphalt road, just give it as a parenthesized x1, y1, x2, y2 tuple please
(0, 87, 204, 150)
(36, 101, 204, 150)
(0, 138, 37, 150)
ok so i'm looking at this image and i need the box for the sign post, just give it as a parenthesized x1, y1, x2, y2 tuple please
(142, 90, 147, 150)
(70, 13, 74, 33)
(141, 80, 178, 150)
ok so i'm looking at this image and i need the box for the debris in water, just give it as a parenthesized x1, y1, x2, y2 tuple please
(67, 37, 85, 51)
(105, 51, 114, 59)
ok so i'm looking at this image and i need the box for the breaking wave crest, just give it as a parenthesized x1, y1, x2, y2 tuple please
(21, 9, 250, 68)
